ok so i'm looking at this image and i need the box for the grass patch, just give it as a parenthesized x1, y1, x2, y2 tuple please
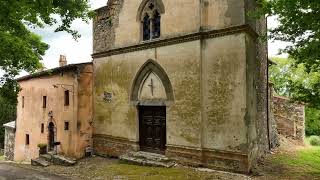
(306, 136, 320, 146)
(96, 164, 218, 180)
(0, 156, 4, 161)
(271, 147, 320, 177)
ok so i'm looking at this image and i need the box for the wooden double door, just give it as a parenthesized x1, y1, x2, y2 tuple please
(139, 106, 166, 154)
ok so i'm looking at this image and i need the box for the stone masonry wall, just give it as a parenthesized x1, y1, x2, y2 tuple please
(273, 96, 305, 144)
(268, 85, 279, 149)
(4, 127, 15, 161)
(93, 0, 124, 54)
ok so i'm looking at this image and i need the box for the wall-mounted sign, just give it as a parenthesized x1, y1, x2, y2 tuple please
(103, 92, 113, 103)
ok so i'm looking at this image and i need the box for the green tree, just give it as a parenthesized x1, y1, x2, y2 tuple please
(257, 0, 320, 107)
(0, 0, 92, 103)
(305, 107, 320, 136)
(0, 96, 16, 148)
(269, 57, 320, 136)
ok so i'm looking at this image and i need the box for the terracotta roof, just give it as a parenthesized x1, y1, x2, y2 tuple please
(16, 62, 92, 82)
(3, 121, 15, 129)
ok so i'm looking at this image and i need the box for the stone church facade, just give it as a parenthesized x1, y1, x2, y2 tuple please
(92, 0, 269, 173)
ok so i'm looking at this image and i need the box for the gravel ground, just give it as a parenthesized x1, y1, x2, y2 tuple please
(12, 156, 251, 180)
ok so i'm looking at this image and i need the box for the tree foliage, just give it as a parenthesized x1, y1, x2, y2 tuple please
(0, 96, 16, 148)
(0, 0, 92, 102)
(269, 57, 320, 136)
(257, 0, 320, 107)
(306, 108, 320, 136)
(269, 57, 320, 107)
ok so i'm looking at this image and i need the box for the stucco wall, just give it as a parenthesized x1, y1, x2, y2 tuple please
(201, 33, 248, 153)
(92, 0, 267, 173)
(76, 65, 94, 157)
(14, 64, 93, 162)
(202, 0, 245, 30)
(93, 40, 202, 148)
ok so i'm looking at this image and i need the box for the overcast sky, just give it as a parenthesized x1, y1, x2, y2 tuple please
(30, 1, 289, 71)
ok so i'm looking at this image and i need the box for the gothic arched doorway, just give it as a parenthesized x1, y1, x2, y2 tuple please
(48, 122, 55, 151)
(131, 60, 174, 154)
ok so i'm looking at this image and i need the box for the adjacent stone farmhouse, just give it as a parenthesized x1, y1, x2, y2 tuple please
(92, 0, 269, 173)
(14, 57, 93, 162)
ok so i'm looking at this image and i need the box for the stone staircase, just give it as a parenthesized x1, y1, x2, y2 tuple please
(119, 151, 176, 168)
(31, 153, 76, 167)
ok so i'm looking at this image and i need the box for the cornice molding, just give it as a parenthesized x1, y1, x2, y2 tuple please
(92, 24, 258, 59)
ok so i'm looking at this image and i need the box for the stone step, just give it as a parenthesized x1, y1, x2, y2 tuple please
(40, 154, 52, 162)
(31, 157, 50, 167)
(40, 154, 76, 166)
(51, 154, 76, 166)
(127, 151, 171, 163)
(120, 151, 175, 168)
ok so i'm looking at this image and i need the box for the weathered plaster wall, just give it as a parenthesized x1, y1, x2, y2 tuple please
(14, 65, 93, 162)
(14, 73, 77, 162)
(93, 0, 251, 54)
(76, 65, 94, 157)
(201, 33, 247, 153)
(92, 0, 267, 173)
(93, 40, 201, 150)
(201, 0, 245, 30)
(93, 0, 200, 53)
(4, 127, 15, 161)
(273, 96, 305, 143)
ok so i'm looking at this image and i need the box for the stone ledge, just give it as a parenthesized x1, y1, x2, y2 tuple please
(92, 24, 258, 58)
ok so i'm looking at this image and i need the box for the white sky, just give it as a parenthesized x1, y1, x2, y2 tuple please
(22, 1, 289, 76)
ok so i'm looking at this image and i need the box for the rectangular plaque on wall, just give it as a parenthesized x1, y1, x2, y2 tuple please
(103, 92, 112, 103)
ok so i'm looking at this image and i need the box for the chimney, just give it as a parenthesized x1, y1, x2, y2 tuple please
(59, 55, 67, 67)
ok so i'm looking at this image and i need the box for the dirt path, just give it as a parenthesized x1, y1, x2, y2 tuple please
(0, 163, 67, 180)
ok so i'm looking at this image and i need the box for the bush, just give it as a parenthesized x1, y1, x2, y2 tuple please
(309, 136, 320, 146)
(37, 143, 47, 148)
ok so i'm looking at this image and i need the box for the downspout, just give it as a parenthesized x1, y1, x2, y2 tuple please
(266, 15, 271, 151)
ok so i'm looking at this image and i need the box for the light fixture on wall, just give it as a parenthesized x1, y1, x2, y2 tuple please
(48, 111, 53, 117)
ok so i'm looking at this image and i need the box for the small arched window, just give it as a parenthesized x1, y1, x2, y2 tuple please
(143, 14, 151, 41)
(140, 1, 162, 41)
(152, 10, 161, 39)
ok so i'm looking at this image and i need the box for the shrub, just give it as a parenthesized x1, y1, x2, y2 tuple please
(37, 143, 47, 148)
(309, 136, 320, 146)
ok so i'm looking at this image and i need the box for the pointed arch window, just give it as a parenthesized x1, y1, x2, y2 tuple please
(152, 10, 161, 39)
(143, 14, 151, 41)
(140, 1, 162, 41)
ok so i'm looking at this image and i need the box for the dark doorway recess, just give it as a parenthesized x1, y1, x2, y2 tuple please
(48, 122, 55, 151)
(139, 106, 166, 154)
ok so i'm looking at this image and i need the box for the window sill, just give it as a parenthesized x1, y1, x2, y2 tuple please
(141, 37, 161, 44)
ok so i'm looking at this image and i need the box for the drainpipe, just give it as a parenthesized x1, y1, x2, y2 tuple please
(266, 15, 271, 151)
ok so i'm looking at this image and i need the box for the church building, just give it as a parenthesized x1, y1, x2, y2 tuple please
(92, 0, 269, 173)
(7, 0, 270, 174)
